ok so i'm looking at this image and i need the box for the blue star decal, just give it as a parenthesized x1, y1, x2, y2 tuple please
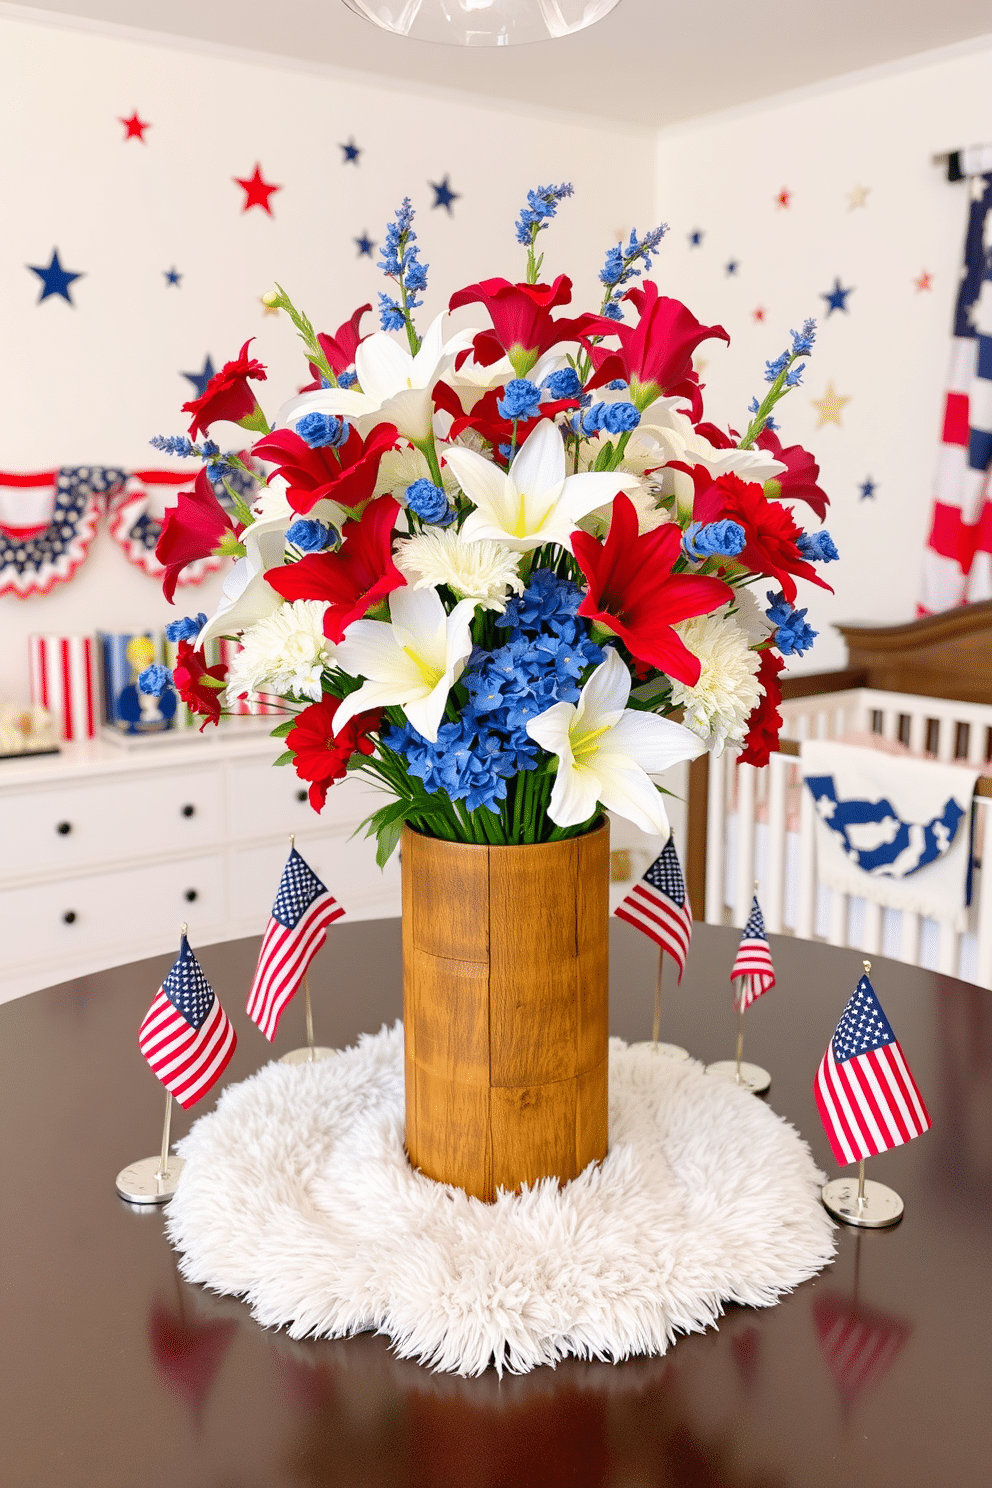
(859, 476, 877, 500)
(182, 356, 216, 399)
(430, 175, 460, 214)
(822, 277, 854, 314)
(340, 138, 361, 165)
(355, 232, 375, 258)
(164, 266, 182, 287)
(725, 259, 739, 275)
(28, 248, 83, 305)
(688, 228, 704, 247)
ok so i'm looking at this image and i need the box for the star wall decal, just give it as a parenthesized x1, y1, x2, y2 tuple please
(821, 277, 854, 315)
(970, 174, 989, 201)
(812, 381, 851, 428)
(725, 259, 739, 275)
(120, 110, 150, 142)
(752, 306, 767, 323)
(340, 138, 361, 164)
(776, 188, 792, 209)
(429, 175, 459, 213)
(914, 270, 934, 292)
(234, 164, 281, 215)
(688, 228, 704, 247)
(354, 232, 375, 258)
(182, 356, 216, 399)
(847, 184, 871, 210)
(164, 267, 182, 287)
(859, 476, 877, 500)
(28, 248, 83, 305)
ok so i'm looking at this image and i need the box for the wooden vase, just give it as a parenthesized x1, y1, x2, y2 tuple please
(401, 819, 610, 1202)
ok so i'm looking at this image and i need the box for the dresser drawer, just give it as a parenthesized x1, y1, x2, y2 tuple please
(1, 765, 224, 875)
(1, 852, 226, 969)
(227, 759, 383, 841)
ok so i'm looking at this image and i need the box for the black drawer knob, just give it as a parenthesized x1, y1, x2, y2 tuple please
(181, 803, 196, 818)
(63, 910, 77, 925)
(296, 789, 308, 803)
(184, 888, 198, 903)
(56, 821, 72, 836)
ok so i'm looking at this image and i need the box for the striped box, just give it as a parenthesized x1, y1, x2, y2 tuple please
(28, 634, 97, 741)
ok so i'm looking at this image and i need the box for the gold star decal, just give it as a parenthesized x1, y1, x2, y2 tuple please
(847, 184, 870, 210)
(260, 295, 280, 317)
(812, 381, 851, 428)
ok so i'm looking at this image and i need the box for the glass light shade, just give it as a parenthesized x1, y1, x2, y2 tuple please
(340, 0, 622, 46)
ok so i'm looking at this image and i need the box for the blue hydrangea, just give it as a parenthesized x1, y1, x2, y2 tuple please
(543, 367, 582, 400)
(797, 530, 839, 563)
(514, 182, 574, 246)
(296, 411, 349, 449)
(164, 613, 206, 643)
(602, 401, 641, 434)
(791, 318, 817, 356)
(497, 379, 542, 421)
(138, 663, 172, 696)
(337, 369, 358, 389)
(766, 591, 817, 655)
(606, 379, 628, 392)
(682, 520, 747, 561)
(287, 518, 338, 551)
(405, 478, 453, 525)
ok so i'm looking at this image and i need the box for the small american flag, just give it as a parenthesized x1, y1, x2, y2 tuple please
(814, 973, 931, 1166)
(139, 936, 236, 1108)
(730, 896, 775, 1009)
(614, 838, 693, 981)
(247, 846, 344, 1041)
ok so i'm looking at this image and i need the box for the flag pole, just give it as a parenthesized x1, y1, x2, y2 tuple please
(280, 837, 337, 1066)
(157, 1092, 174, 1181)
(304, 972, 315, 1061)
(706, 883, 770, 1095)
(735, 989, 746, 1084)
(652, 949, 662, 1047)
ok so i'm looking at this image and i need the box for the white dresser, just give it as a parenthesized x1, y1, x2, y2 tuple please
(0, 724, 402, 1002)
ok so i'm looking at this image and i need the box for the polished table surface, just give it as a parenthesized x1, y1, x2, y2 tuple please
(1, 920, 989, 1488)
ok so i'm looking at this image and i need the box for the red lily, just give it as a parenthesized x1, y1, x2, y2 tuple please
(573, 494, 732, 685)
(738, 649, 785, 766)
(583, 282, 729, 410)
(286, 693, 382, 811)
(171, 641, 228, 731)
(252, 423, 397, 512)
(691, 471, 831, 605)
(156, 468, 238, 603)
(299, 303, 372, 391)
(756, 427, 829, 521)
(183, 340, 268, 439)
(448, 275, 598, 377)
(265, 494, 405, 642)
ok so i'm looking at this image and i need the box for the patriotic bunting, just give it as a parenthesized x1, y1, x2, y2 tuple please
(139, 936, 237, 1108)
(247, 847, 344, 1041)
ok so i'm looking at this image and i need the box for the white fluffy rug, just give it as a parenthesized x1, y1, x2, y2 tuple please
(167, 1024, 834, 1376)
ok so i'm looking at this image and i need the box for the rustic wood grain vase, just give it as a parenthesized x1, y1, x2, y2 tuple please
(401, 819, 610, 1202)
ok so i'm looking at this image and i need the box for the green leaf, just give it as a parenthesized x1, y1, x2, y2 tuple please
(273, 750, 294, 766)
(375, 816, 404, 868)
(269, 719, 296, 738)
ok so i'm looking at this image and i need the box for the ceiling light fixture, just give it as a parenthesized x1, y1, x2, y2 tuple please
(340, 0, 622, 47)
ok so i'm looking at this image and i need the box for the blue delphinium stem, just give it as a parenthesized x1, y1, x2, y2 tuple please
(378, 197, 427, 354)
(739, 317, 818, 449)
(598, 224, 668, 319)
(515, 183, 574, 284)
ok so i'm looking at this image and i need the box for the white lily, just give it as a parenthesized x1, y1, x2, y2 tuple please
(525, 648, 706, 837)
(443, 348, 564, 415)
(276, 314, 477, 444)
(196, 515, 291, 647)
(443, 418, 639, 553)
(333, 585, 476, 743)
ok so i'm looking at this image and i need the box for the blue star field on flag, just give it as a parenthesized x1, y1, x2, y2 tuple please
(182, 355, 216, 398)
(162, 935, 214, 1028)
(831, 975, 896, 1063)
(822, 277, 854, 314)
(164, 267, 182, 287)
(340, 139, 361, 164)
(430, 175, 459, 213)
(28, 248, 83, 304)
(354, 232, 375, 257)
(273, 847, 330, 929)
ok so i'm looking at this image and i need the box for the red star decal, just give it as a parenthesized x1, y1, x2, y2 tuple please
(120, 110, 150, 142)
(234, 164, 281, 215)
(914, 270, 934, 292)
(775, 188, 792, 209)
(752, 306, 767, 323)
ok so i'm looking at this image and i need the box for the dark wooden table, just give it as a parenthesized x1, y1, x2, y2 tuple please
(1, 920, 989, 1488)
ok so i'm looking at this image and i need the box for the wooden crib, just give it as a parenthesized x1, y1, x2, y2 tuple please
(684, 601, 992, 988)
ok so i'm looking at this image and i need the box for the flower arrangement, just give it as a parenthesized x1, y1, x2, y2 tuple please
(143, 184, 836, 863)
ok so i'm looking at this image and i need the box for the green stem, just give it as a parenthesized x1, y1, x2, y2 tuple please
(413, 432, 444, 489)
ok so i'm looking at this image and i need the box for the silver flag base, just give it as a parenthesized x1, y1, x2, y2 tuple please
(280, 1046, 337, 1065)
(115, 1155, 185, 1205)
(821, 1176, 904, 1228)
(630, 1041, 691, 1060)
(705, 1059, 771, 1095)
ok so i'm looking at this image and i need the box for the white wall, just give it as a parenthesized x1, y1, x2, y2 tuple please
(652, 42, 992, 672)
(0, 13, 655, 704)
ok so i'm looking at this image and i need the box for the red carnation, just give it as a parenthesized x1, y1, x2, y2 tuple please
(573, 494, 731, 685)
(299, 303, 372, 391)
(183, 340, 268, 439)
(448, 275, 598, 378)
(252, 423, 397, 513)
(156, 468, 239, 603)
(286, 693, 382, 811)
(582, 282, 729, 411)
(757, 427, 829, 521)
(172, 641, 227, 731)
(266, 494, 405, 642)
(738, 649, 785, 766)
(691, 471, 831, 605)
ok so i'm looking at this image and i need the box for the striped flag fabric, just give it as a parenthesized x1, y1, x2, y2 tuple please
(814, 973, 931, 1166)
(246, 846, 344, 1041)
(614, 838, 693, 982)
(919, 170, 992, 614)
(139, 935, 237, 1108)
(730, 896, 776, 1009)
(28, 633, 97, 740)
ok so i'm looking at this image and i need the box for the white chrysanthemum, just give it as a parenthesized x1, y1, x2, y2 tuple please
(669, 609, 762, 756)
(579, 481, 673, 539)
(225, 600, 334, 706)
(373, 445, 460, 503)
(394, 528, 524, 611)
